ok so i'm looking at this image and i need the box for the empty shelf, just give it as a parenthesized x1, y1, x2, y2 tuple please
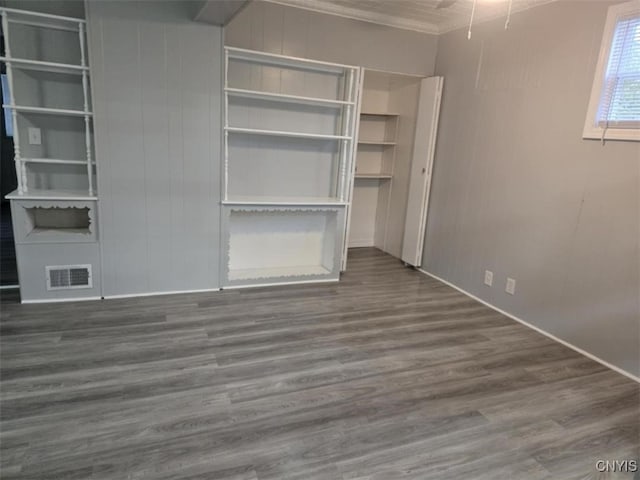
(226, 46, 356, 74)
(225, 88, 353, 107)
(228, 265, 331, 281)
(0, 57, 87, 75)
(225, 126, 350, 140)
(354, 173, 393, 179)
(223, 195, 347, 206)
(29, 227, 90, 235)
(0, 6, 85, 23)
(5, 189, 97, 201)
(4, 105, 92, 116)
(358, 140, 396, 146)
(23, 158, 94, 166)
(361, 112, 400, 116)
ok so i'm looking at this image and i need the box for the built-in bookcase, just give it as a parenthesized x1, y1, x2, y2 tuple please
(1, 7, 95, 199)
(1, 7, 101, 302)
(222, 47, 359, 286)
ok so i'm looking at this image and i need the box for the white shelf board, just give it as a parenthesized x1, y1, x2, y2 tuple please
(358, 140, 396, 146)
(29, 227, 91, 235)
(23, 158, 94, 166)
(0, 6, 85, 23)
(0, 56, 87, 75)
(225, 88, 353, 107)
(361, 112, 400, 117)
(226, 46, 357, 74)
(4, 104, 92, 117)
(226, 126, 350, 140)
(5, 189, 97, 201)
(228, 265, 331, 281)
(354, 173, 393, 179)
(223, 195, 347, 206)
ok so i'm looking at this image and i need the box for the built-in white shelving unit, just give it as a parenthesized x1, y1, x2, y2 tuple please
(1, 7, 95, 200)
(347, 69, 427, 254)
(222, 47, 360, 286)
(2, 7, 102, 302)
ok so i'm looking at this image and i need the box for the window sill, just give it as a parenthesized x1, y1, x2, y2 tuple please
(582, 127, 640, 142)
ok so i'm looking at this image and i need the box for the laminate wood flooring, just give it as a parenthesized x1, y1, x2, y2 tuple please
(0, 248, 638, 479)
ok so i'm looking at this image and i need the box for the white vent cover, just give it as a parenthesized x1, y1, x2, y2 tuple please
(45, 265, 92, 290)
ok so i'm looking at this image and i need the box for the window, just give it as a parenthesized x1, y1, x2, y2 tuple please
(584, 1, 640, 142)
(1, 73, 12, 137)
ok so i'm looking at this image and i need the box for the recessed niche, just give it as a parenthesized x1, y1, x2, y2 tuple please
(226, 208, 340, 282)
(11, 200, 98, 244)
(25, 206, 91, 235)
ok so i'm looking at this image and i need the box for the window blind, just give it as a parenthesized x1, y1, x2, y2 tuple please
(597, 14, 640, 128)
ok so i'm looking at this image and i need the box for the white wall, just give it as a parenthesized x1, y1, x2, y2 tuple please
(224, 1, 439, 76)
(423, 0, 640, 377)
(87, 0, 223, 296)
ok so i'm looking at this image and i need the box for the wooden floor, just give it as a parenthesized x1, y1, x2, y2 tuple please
(0, 248, 638, 479)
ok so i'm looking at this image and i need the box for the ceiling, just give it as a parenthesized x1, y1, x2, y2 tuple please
(266, 0, 554, 34)
(195, 0, 251, 25)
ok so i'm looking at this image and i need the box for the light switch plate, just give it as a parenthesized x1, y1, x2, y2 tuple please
(484, 270, 493, 286)
(28, 127, 41, 145)
(506, 277, 516, 295)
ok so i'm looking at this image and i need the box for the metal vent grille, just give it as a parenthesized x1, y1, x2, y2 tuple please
(46, 265, 92, 290)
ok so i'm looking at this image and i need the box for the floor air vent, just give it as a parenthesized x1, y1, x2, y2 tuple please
(46, 265, 92, 290)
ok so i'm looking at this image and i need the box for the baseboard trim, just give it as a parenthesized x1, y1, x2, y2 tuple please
(104, 288, 222, 300)
(22, 296, 102, 304)
(418, 268, 640, 384)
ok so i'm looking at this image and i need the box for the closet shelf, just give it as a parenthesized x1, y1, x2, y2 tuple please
(358, 140, 396, 146)
(354, 173, 392, 179)
(5, 188, 97, 201)
(23, 158, 95, 166)
(4, 104, 93, 117)
(225, 126, 351, 140)
(0, 56, 87, 75)
(361, 112, 399, 117)
(223, 195, 348, 206)
(225, 87, 353, 107)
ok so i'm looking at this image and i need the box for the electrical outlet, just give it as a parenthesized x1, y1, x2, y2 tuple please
(484, 270, 493, 286)
(28, 127, 41, 145)
(506, 277, 516, 295)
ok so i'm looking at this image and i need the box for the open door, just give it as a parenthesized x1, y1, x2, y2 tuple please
(401, 76, 443, 267)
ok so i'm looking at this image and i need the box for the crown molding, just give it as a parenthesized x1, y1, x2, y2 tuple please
(265, 0, 440, 35)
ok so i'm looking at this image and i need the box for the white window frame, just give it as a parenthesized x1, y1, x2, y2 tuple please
(583, 1, 640, 142)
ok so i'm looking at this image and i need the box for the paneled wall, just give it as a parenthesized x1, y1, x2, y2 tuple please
(87, 1, 222, 297)
(423, 0, 640, 377)
(224, 1, 439, 76)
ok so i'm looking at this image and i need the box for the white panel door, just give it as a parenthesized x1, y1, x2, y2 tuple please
(401, 76, 443, 266)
